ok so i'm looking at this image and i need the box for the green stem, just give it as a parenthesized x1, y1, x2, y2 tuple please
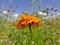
(29, 23, 32, 40)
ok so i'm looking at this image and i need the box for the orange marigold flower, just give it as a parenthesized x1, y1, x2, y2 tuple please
(16, 15, 42, 29)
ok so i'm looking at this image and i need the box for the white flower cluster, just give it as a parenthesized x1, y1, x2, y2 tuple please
(38, 11, 60, 20)
(38, 11, 47, 16)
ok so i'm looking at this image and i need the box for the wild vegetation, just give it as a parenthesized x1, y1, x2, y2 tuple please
(0, 0, 60, 45)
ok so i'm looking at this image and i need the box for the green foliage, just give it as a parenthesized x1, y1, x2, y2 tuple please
(0, 18, 60, 45)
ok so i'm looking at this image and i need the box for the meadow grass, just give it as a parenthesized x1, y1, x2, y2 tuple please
(0, 19, 60, 45)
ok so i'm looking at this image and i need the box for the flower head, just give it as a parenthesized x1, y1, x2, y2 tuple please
(46, 23, 52, 27)
(16, 15, 42, 29)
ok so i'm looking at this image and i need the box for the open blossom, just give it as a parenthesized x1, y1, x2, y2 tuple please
(46, 23, 52, 27)
(16, 15, 42, 29)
